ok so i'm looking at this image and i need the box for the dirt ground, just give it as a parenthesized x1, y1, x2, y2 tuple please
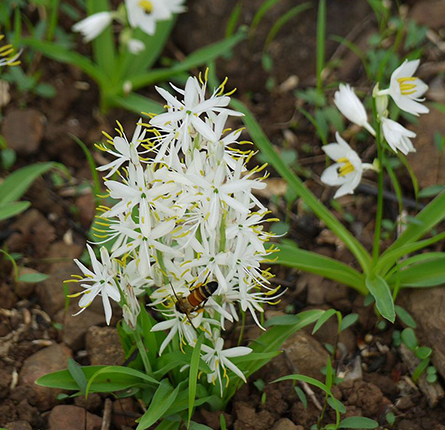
(2, 0, 445, 429)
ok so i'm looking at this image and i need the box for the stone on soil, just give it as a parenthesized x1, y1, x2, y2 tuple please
(48, 405, 102, 430)
(5, 421, 32, 430)
(19, 343, 72, 411)
(282, 330, 328, 381)
(1, 109, 44, 156)
(272, 418, 299, 430)
(401, 287, 445, 382)
(86, 326, 125, 366)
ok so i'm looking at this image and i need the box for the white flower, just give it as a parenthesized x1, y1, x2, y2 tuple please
(126, 0, 186, 36)
(72, 12, 113, 43)
(128, 39, 146, 55)
(71, 245, 120, 324)
(378, 59, 429, 116)
(381, 118, 416, 155)
(97, 120, 147, 178)
(201, 335, 252, 393)
(321, 133, 374, 199)
(334, 84, 376, 136)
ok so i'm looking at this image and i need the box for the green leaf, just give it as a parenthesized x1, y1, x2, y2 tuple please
(110, 93, 163, 115)
(36, 366, 152, 392)
(401, 328, 417, 350)
(327, 397, 346, 414)
(230, 98, 371, 274)
(85, 366, 159, 397)
(137, 380, 180, 430)
(86, 0, 116, 76)
(20, 38, 107, 86)
(264, 315, 300, 327)
(392, 259, 445, 288)
(339, 417, 378, 429)
(189, 423, 213, 430)
(416, 346, 432, 360)
(412, 358, 429, 383)
(395, 305, 416, 328)
(340, 314, 358, 332)
(419, 184, 445, 198)
(0, 163, 59, 205)
(365, 275, 395, 322)
(188, 334, 204, 427)
(129, 29, 246, 91)
(0, 201, 31, 221)
(67, 358, 87, 395)
(273, 374, 332, 396)
(18, 272, 49, 283)
(275, 243, 366, 293)
(295, 386, 307, 409)
(312, 309, 337, 335)
(386, 189, 445, 253)
(250, 0, 283, 37)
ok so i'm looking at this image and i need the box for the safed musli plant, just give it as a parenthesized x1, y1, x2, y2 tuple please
(37, 73, 329, 429)
(233, 57, 445, 324)
(19, 0, 245, 113)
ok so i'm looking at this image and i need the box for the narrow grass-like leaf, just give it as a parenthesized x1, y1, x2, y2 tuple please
(340, 314, 358, 332)
(273, 374, 332, 396)
(275, 243, 366, 293)
(0, 201, 31, 221)
(365, 275, 395, 322)
(327, 397, 346, 413)
(412, 358, 429, 383)
(250, 0, 283, 37)
(129, 29, 246, 91)
(226, 2, 243, 38)
(69, 134, 101, 199)
(137, 380, 180, 430)
(312, 309, 337, 335)
(188, 334, 204, 427)
(265, 3, 312, 48)
(86, 0, 116, 75)
(0, 162, 57, 205)
(18, 272, 49, 283)
(37, 366, 148, 392)
(395, 305, 416, 328)
(392, 258, 445, 288)
(67, 358, 88, 394)
(231, 98, 371, 273)
(111, 93, 163, 115)
(20, 38, 107, 86)
(316, 0, 326, 92)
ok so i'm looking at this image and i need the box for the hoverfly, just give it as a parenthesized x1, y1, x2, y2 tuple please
(170, 281, 218, 327)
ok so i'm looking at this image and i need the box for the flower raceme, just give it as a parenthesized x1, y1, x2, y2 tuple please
(68, 73, 280, 392)
(324, 59, 429, 198)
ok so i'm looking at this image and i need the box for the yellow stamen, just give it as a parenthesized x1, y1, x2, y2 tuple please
(337, 158, 355, 177)
(397, 77, 417, 96)
(139, 0, 153, 13)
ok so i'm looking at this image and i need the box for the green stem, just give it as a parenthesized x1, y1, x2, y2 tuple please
(372, 100, 384, 264)
(134, 329, 152, 374)
(316, 0, 326, 94)
(237, 310, 246, 346)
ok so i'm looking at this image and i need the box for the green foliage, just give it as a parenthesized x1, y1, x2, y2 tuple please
(0, 162, 67, 222)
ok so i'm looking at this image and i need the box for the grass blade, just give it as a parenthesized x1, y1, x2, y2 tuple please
(188, 334, 204, 427)
(316, 0, 326, 93)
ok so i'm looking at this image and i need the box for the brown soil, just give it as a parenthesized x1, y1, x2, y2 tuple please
(1, 0, 445, 429)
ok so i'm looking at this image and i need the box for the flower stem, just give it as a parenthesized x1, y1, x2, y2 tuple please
(134, 329, 152, 374)
(372, 99, 384, 264)
(237, 310, 246, 346)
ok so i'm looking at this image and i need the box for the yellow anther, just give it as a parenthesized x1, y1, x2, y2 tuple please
(397, 77, 417, 96)
(139, 0, 153, 13)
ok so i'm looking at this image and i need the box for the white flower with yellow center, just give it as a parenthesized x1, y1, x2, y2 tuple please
(334, 84, 376, 136)
(0, 35, 21, 67)
(126, 0, 186, 36)
(70, 245, 120, 325)
(72, 11, 114, 43)
(381, 117, 416, 155)
(321, 133, 374, 199)
(378, 59, 429, 116)
(201, 335, 252, 393)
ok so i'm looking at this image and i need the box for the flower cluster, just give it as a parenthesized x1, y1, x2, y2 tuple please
(69, 73, 281, 392)
(0, 34, 21, 67)
(322, 59, 428, 198)
(73, 0, 186, 53)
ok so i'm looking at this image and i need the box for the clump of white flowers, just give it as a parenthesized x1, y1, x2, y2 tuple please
(69, 72, 282, 392)
(72, 0, 186, 53)
(322, 59, 428, 198)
